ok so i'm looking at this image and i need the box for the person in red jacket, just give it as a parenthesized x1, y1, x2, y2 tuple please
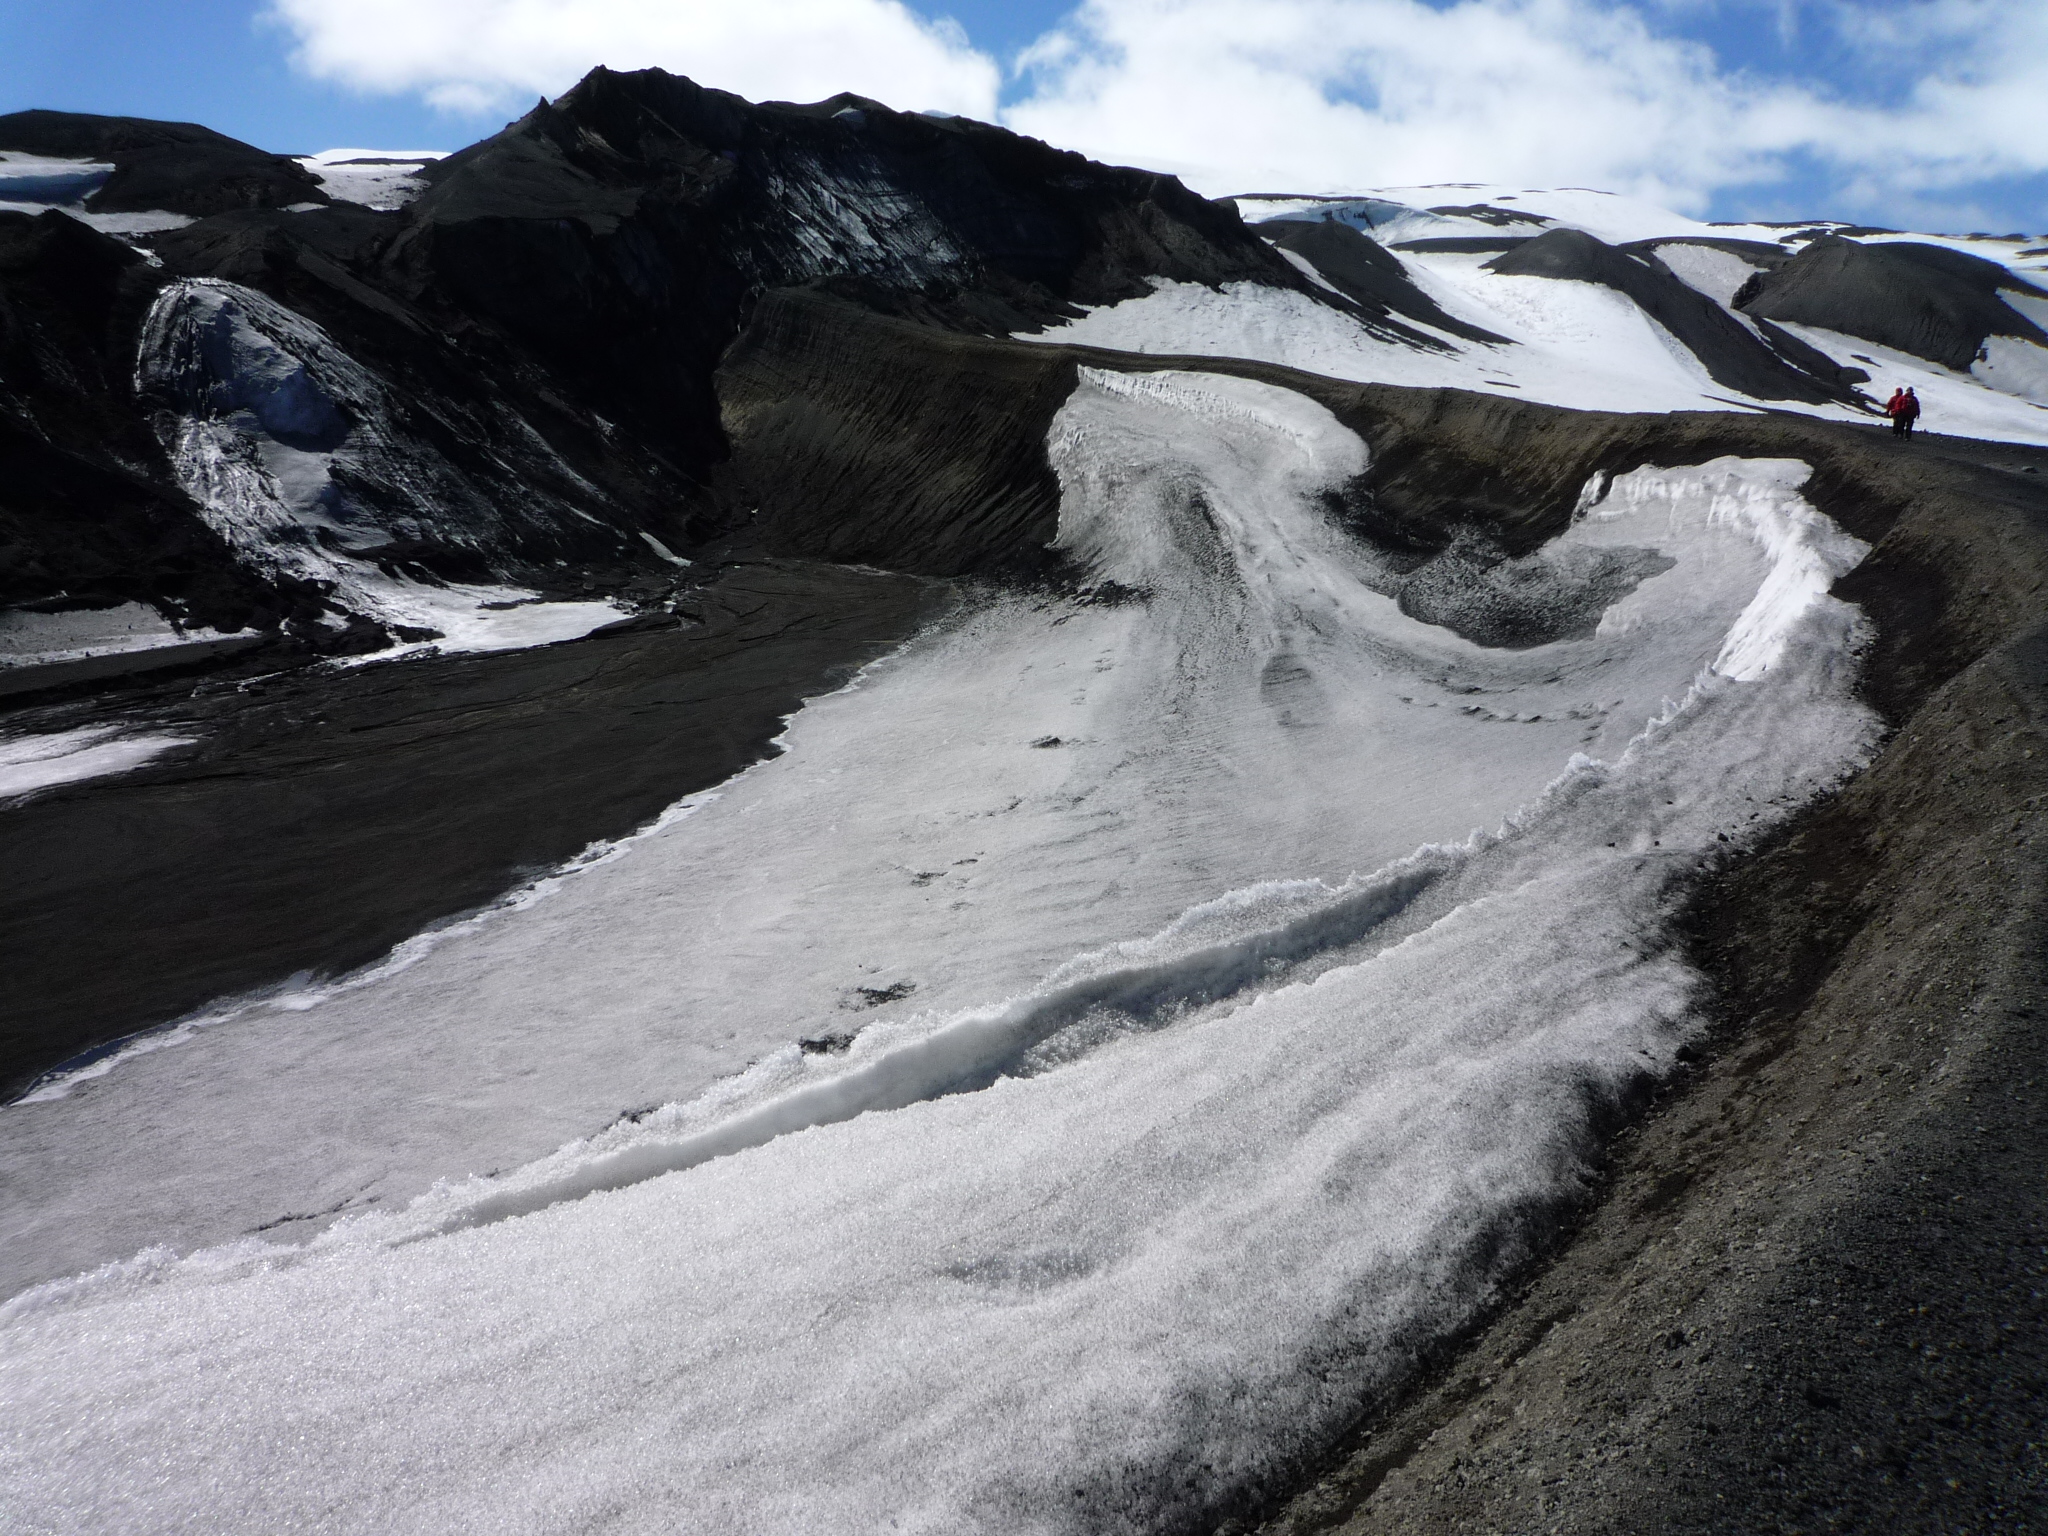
(1887, 386, 1922, 438)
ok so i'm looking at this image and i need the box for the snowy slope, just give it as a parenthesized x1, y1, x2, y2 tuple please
(6, 89, 2031, 1532)
(1188, 187, 2048, 442)
(2, 370, 1880, 1532)
(296, 149, 443, 211)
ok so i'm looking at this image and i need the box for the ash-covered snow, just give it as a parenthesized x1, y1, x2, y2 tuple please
(1, 366, 1880, 1533)
(0, 726, 193, 800)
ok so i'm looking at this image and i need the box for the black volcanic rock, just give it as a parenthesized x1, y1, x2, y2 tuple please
(1735, 234, 2048, 370)
(0, 109, 327, 218)
(0, 210, 282, 630)
(1486, 227, 1858, 405)
(1389, 236, 1532, 255)
(1426, 203, 1551, 229)
(1, 71, 1334, 657)
(1267, 220, 1509, 346)
(377, 67, 1308, 477)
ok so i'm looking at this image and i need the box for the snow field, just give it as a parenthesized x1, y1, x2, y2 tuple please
(1026, 268, 1766, 416)
(1, 371, 1880, 1532)
(296, 149, 443, 211)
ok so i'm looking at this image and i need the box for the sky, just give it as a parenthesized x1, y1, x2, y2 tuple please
(3, 0, 2044, 232)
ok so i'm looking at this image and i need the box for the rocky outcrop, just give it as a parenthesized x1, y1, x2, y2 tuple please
(0, 110, 327, 218)
(1736, 234, 2048, 370)
(0, 210, 284, 632)
(1, 75, 1318, 660)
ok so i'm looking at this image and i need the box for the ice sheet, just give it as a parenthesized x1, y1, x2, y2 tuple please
(1, 369, 1880, 1533)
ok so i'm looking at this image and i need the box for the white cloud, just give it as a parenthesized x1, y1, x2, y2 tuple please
(1826, 0, 2048, 185)
(267, 0, 1000, 118)
(1005, 0, 1847, 204)
(267, 0, 2047, 228)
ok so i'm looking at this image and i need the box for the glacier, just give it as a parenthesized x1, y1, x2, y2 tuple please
(0, 370, 1879, 1533)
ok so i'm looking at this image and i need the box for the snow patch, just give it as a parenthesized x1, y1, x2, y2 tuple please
(0, 727, 193, 800)
(0, 603, 235, 668)
(1650, 242, 1766, 307)
(297, 149, 445, 212)
(1973, 335, 2048, 407)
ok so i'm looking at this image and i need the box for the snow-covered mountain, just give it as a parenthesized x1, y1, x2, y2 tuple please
(3, 68, 2046, 1536)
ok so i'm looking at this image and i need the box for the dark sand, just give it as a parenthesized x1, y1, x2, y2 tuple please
(0, 560, 934, 1098)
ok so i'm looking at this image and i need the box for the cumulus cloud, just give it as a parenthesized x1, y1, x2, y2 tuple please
(1004, 0, 1832, 205)
(265, 0, 2047, 226)
(267, 0, 1000, 117)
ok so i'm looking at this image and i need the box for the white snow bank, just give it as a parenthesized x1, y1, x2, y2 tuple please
(297, 149, 444, 212)
(0, 602, 246, 670)
(0, 199, 192, 235)
(1024, 271, 1759, 416)
(1973, 336, 2048, 408)
(0, 152, 111, 204)
(1028, 246, 2048, 446)
(339, 581, 628, 662)
(1650, 241, 1766, 307)
(0, 726, 192, 800)
(0, 370, 1880, 1533)
(1774, 320, 2048, 444)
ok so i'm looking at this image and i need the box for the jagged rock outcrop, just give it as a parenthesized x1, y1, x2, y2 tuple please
(0, 210, 284, 631)
(1, 71, 1318, 656)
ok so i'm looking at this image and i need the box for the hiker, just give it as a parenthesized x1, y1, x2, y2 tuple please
(1888, 386, 1922, 438)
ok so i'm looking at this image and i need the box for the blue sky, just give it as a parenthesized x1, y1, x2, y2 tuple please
(4, 0, 2043, 231)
